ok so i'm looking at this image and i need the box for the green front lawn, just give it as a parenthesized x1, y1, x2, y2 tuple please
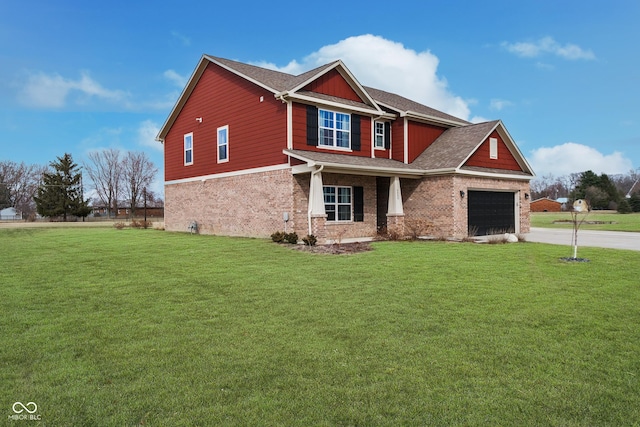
(531, 211, 640, 232)
(1, 228, 639, 426)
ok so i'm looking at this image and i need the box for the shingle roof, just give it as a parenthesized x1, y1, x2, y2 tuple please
(364, 86, 470, 125)
(207, 56, 338, 93)
(412, 121, 500, 170)
(285, 149, 423, 175)
(207, 56, 468, 123)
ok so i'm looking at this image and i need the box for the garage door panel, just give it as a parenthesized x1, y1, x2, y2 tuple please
(468, 191, 515, 236)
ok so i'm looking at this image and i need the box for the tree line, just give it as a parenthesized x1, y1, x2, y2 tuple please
(531, 169, 640, 212)
(0, 149, 159, 221)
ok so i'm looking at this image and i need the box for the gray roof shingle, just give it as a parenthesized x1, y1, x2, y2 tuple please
(364, 86, 470, 124)
(412, 121, 500, 170)
(207, 56, 338, 92)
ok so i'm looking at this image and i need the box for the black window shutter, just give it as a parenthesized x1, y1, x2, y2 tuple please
(384, 122, 391, 149)
(353, 186, 364, 222)
(306, 105, 318, 146)
(351, 114, 361, 151)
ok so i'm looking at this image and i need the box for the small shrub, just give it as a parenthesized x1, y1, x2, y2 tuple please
(130, 219, 143, 228)
(405, 218, 433, 240)
(376, 226, 403, 241)
(271, 231, 286, 243)
(113, 222, 126, 230)
(285, 232, 299, 244)
(302, 234, 317, 246)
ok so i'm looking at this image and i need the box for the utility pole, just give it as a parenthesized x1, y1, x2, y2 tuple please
(143, 187, 147, 223)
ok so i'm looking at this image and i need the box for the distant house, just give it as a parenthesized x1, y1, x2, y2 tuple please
(530, 197, 562, 212)
(156, 55, 535, 242)
(0, 207, 21, 220)
(91, 205, 164, 219)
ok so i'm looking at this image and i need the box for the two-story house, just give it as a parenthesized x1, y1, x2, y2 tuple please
(156, 55, 534, 242)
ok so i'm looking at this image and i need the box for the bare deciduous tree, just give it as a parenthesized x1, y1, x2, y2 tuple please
(84, 149, 122, 218)
(122, 151, 158, 217)
(0, 160, 45, 217)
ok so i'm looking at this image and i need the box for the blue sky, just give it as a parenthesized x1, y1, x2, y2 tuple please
(2, 0, 639, 196)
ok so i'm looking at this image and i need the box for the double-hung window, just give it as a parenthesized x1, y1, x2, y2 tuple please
(217, 125, 229, 163)
(184, 133, 193, 165)
(324, 186, 352, 221)
(319, 109, 350, 149)
(374, 121, 385, 149)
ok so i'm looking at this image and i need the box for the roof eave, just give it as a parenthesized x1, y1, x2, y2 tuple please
(279, 92, 384, 116)
(156, 55, 210, 142)
(284, 150, 423, 178)
(455, 168, 535, 181)
(401, 110, 468, 128)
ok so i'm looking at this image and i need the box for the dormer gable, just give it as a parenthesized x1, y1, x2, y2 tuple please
(464, 129, 522, 171)
(279, 60, 382, 114)
(302, 68, 363, 103)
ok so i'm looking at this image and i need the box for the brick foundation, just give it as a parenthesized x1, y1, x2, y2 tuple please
(165, 168, 530, 241)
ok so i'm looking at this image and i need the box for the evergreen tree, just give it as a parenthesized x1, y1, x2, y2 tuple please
(34, 153, 90, 221)
(572, 170, 624, 210)
(629, 193, 640, 212)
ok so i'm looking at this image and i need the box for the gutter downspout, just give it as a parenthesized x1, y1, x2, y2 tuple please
(308, 165, 324, 236)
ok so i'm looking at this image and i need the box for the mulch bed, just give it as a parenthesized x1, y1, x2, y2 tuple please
(290, 241, 374, 255)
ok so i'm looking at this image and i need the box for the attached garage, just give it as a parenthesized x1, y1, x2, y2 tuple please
(468, 190, 516, 236)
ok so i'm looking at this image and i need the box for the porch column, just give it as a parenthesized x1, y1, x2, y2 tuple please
(308, 168, 327, 238)
(387, 176, 404, 215)
(387, 176, 405, 237)
(309, 169, 326, 216)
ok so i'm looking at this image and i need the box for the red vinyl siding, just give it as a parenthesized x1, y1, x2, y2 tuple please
(391, 120, 405, 162)
(291, 102, 371, 157)
(407, 121, 446, 163)
(464, 130, 522, 171)
(164, 63, 287, 181)
(302, 69, 362, 102)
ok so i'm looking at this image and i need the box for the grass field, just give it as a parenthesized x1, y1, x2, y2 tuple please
(1, 227, 639, 426)
(531, 211, 640, 232)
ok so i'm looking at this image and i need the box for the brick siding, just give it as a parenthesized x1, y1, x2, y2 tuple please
(166, 168, 530, 241)
(165, 168, 295, 237)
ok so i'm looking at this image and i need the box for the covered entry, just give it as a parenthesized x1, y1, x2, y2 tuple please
(467, 190, 515, 235)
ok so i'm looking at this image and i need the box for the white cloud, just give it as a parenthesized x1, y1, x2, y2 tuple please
(529, 142, 632, 176)
(20, 71, 129, 108)
(138, 120, 162, 152)
(256, 34, 471, 121)
(171, 31, 191, 46)
(470, 115, 491, 124)
(163, 69, 188, 88)
(490, 99, 514, 111)
(502, 37, 595, 60)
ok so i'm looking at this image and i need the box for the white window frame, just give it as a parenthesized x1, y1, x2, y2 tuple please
(323, 185, 352, 222)
(318, 109, 350, 149)
(374, 121, 385, 149)
(489, 137, 498, 159)
(184, 133, 193, 166)
(217, 125, 229, 163)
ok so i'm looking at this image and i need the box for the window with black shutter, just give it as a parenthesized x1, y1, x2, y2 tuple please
(384, 122, 391, 149)
(351, 114, 361, 151)
(353, 186, 364, 222)
(306, 105, 318, 146)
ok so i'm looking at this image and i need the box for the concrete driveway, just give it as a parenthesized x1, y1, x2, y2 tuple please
(526, 227, 640, 251)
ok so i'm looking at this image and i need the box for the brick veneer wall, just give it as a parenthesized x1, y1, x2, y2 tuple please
(402, 175, 530, 238)
(293, 173, 378, 243)
(165, 169, 530, 241)
(164, 168, 295, 237)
